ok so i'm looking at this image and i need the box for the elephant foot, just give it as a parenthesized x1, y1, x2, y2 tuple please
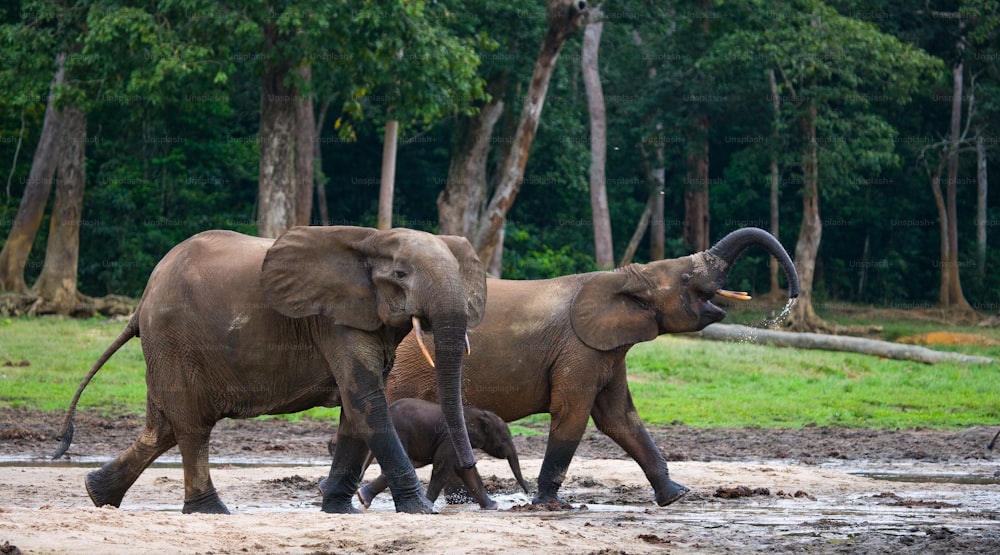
(478, 498, 498, 510)
(356, 486, 374, 509)
(655, 480, 690, 507)
(393, 494, 437, 514)
(182, 490, 230, 514)
(85, 468, 126, 508)
(320, 486, 360, 514)
(322, 497, 362, 514)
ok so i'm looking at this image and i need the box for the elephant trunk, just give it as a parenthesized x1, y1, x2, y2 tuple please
(508, 453, 531, 494)
(431, 313, 477, 470)
(707, 227, 800, 298)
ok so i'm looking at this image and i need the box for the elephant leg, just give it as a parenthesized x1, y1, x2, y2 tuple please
(322, 360, 432, 514)
(177, 420, 228, 514)
(86, 400, 176, 508)
(591, 372, 689, 506)
(534, 388, 595, 505)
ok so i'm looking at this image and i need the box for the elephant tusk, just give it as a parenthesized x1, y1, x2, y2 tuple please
(716, 289, 752, 301)
(412, 316, 436, 368)
(465, 333, 471, 356)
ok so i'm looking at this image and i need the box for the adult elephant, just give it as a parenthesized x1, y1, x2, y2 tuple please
(386, 227, 799, 507)
(52, 226, 488, 515)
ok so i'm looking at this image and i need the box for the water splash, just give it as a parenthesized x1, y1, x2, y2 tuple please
(749, 297, 797, 331)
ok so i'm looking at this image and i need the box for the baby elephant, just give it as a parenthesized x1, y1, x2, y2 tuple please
(357, 398, 530, 509)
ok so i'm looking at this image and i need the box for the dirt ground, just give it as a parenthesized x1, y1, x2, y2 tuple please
(2, 409, 999, 554)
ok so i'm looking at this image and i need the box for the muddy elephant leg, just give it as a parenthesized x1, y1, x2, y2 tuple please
(176, 420, 228, 514)
(591, 370, 689, 506)
(534, 385, 595, 505)
(321, 359, 432, 514)
(86, 400, 176, 508)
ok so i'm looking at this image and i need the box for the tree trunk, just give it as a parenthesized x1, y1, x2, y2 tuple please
(472, 0, 587, 263)
(696, 324, 993, 365)
(294, 65, 314, 226)
(649, 137, 666, 261)
(314, 97, 333, 226)
(378, 119, 399, 230)
(437, 77, 506, 238)
(683, 114, 710, 252)
(942, 52, 972, 310)
(31, 106, 87, 315)
(631, 30, 666, 262)
(790, 100, 823, 330)
(582, 9, 613, 269)
(619, 184, 656, 267)
(683, 2, 712, 253)
(768, 68, 782, 294)
(0, 53, 66, 293)
(258, 32, 299, 239)
(929, 150, 949, 304)
(976, 126, 987, 281)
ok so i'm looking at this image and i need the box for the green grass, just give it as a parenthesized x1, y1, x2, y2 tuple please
(1, 314, 997, 430)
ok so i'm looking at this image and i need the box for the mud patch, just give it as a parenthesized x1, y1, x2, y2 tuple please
(713, 485, 770, 498)
(895, 330, 999, 346)
(873, 491, 960, 509)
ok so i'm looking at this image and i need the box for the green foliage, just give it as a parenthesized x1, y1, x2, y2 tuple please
(2, 316, 996, 430)
(0, 0, 997, 310)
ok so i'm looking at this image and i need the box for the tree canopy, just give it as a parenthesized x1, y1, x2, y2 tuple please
(1, 0, 997, 317)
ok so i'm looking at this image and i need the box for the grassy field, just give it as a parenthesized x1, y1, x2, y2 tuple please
(1, 313, 997, 430)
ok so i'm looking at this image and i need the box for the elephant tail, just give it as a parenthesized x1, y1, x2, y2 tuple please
(52, 314, 140, 460)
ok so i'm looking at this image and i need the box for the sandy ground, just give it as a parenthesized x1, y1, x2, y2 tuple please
(2, 411, 999, 554)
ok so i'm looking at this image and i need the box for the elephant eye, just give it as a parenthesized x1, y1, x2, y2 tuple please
(394, 269, 408, 280)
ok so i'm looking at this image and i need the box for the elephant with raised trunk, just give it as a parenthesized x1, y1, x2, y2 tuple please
(53, 226, 489, 514)
(354, 398, 531, 509)
(386, 227, 799, 507)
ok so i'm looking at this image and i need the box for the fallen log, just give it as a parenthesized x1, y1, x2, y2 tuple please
(694, 323, 994, 365)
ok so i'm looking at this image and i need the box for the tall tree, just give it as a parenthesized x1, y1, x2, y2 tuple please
(0, 53, 66, 293)
(31, 105, 86, 314)
(582, 6, 613, 269)
(706, 0, 941, 330)
(683, 0, 714, 253)
(467, 0, 588, 264)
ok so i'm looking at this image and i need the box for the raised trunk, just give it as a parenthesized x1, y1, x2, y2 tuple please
(0, 53, 66, 293)
(582, 9, 613, 269)
(472, 0, 587, 263)
(707, 227, 799, 298)
(31, 106, 87, 314)
(378, 120, 399, 230)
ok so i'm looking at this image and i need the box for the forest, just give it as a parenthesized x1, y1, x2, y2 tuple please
(0, 0, 997, 328)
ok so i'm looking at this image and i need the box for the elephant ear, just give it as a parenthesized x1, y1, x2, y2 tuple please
(570, 272, 659, 351)
(436, 235, 487, 328)
(260, 226, 381, 330)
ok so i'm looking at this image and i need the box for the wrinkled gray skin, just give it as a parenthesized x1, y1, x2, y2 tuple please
(353, 398, 531, 510)
(52, 226, 489, 514)
(386, 227, 800, 507)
